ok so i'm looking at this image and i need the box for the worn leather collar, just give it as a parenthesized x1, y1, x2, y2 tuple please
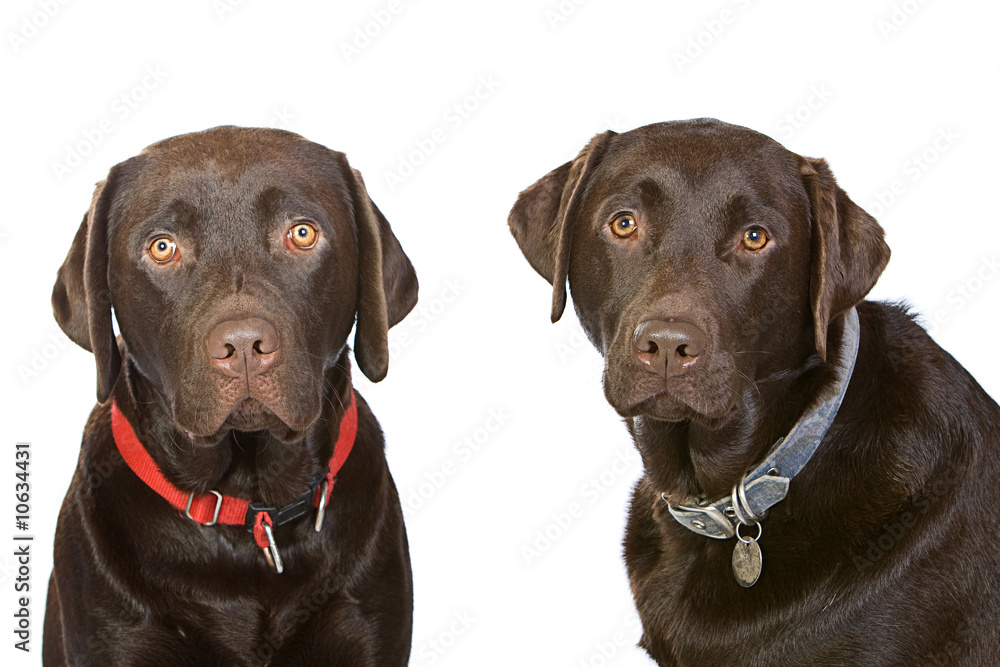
(666, 308, 861, 539)
(110, 390, 358, 571)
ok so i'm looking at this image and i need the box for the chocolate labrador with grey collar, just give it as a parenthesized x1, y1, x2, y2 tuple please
(45, 126, 417, 666)
(509, 119, 1000, 665)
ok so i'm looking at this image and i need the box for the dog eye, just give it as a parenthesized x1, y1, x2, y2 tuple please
(288, 223, 318, 250)
(148, 236, 177, 263)
(742, 228, 768, 251)
(610, 214, 638, 239)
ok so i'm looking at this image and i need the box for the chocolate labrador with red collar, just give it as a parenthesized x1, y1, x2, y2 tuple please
(509, 119, 1000, 665)
(45, 127, 417, 666)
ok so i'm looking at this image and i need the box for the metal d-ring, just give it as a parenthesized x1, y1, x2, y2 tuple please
(185, 490, 223, 526)
(735, 521, 762, 545)
(731, 478, 762, 527)
(314, 480, 329, 533)
(261, 522, 284, 574)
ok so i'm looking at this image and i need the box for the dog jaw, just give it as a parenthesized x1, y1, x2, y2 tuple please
(601, 327, 746, 425)
(172, 373, 322, 446)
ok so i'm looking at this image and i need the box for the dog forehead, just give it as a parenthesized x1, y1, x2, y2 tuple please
(589, 122, 804, 216)
(609, 121, 791, 179)
(619, 118, 788, 156)
(141, 125, 311, 162)
(112, 128, 350, 230)
(143, 126, 338, 190)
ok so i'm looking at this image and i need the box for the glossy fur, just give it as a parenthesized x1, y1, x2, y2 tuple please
(509, 119, 1000, 665)
(45, 127, 417, 666)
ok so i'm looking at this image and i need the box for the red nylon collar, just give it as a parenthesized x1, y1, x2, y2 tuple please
(110, 391, 358, 548)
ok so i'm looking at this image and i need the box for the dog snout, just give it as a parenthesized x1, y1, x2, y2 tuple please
(205, 317, 280, 378)
(633, 320, 706, 378)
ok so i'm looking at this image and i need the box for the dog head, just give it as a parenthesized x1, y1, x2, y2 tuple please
(509, 119, 888, 426)
(53, 126, 418, 445)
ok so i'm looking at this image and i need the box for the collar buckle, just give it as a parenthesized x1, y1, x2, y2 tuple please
(245, 498, 312, 530)
(185, 490, 223, 526)
(666, 495, 735, 539)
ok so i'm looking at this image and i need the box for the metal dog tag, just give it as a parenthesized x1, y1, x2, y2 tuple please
(260, 522, 284, 574)
(732, 536, 762, 587)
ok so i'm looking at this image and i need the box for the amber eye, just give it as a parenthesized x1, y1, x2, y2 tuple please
(148, 237, 177, 263)
(610, 213, 638, 239)
(288, 223, 318, 249)
(742, 228, 768, 251)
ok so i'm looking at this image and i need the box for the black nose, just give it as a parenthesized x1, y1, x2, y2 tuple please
(633, 320, 706, 378)
(205, 317, 280, 378)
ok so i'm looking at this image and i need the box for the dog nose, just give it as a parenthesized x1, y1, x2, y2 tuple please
(205, 317, 280, 378)
(633, 320, 706, 378)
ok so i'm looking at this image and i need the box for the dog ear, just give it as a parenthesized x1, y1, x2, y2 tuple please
(508, 131, 616, 322)
(51, 170, 124, 403)
(800, 157, 890, 360)
(347, 167, 418, 382)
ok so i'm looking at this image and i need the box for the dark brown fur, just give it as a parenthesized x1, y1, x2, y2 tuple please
(509, 119, 1000, 665)
(45, 126, 417, 666)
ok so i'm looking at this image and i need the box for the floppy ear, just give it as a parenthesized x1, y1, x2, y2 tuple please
(800, 157, 890, 360)
(347, 167, 418, 382)
(51, 170, 124, 403)
(508, 131, 616, 322)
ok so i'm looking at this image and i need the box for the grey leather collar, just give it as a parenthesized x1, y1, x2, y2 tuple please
(665, 308, 861, 539)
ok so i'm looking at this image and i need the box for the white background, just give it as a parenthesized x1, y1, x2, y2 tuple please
(2, 0, 998, 665)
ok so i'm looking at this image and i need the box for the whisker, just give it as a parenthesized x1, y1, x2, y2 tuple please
(735, 369, 763, 407)
(323, 374, 348, 417)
